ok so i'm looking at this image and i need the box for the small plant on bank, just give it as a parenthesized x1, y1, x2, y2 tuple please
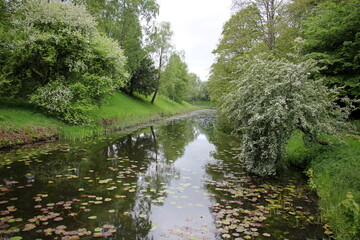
(339, 192, 360, 238)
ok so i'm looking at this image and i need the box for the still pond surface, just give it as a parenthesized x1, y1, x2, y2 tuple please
(0, 110, 325, 239)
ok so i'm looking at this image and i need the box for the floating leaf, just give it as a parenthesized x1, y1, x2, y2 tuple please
(88, 216, 97, 220)
(10, 237, 22, 240)
(222, 234, 231, 238)
(150, 224, 158, 231)
(53, 217, 63, 222)
(93, 232, 102, 237)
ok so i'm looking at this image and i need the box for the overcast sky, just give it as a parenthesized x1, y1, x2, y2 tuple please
(156, 0, 233, 81)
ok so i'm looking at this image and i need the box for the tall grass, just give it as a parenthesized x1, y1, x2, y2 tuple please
(285, 128, 360, 239)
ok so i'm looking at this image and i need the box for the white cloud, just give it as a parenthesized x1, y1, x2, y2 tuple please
(156, 0, 232, 81)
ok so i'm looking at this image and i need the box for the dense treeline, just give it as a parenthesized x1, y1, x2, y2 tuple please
(0, 0, 208, 124)
(209, 0, 360, 104)
(209, 0, 359, 238)
(209, 0, 359, 174)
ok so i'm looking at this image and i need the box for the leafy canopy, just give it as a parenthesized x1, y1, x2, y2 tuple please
(160, 53, 189, 103)
(303, 0, 360, 98)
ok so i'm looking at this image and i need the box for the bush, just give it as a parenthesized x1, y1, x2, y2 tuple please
(219, 55, 351, 176)
(2, 0, 128, 123)
(30, 81, 91, 124)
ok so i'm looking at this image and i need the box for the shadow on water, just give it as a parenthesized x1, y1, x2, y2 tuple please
(0, 110, 325, 239)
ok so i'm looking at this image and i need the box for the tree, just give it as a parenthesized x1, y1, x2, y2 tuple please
(73, 0, 159, 93)
(209, 4, 264, 104)
(160, 53, 189, 102)
(127, 54, 158, 97)
(145, 21, 173, 103)
(186, 73, 201, 102)
(2, 0, 128, 124)
(233, 0, 285, 51)
(209, 0, 292, 105)
(302, 0, 360, 99)
(219, 55, 351, 176)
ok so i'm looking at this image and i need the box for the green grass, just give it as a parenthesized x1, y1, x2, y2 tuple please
(0, 93, 198, 146)
(285, 129, 360, 239)
(0, 98, 64, 130)
(190, 100, 215, 108)
(309, 136, 360, 239)
(0, 99, 63, 147)
(88, 93, 197, 127)
(284, 130, 313, 166)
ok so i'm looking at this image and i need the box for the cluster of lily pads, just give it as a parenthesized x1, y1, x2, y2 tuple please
(0, 116, 326, 240)
(205, 158, 323, 239)
(0, 140, 184, 240)
(0, 180, 119, 239)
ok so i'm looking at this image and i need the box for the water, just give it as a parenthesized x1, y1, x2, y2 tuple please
(0, 110, 325, 239)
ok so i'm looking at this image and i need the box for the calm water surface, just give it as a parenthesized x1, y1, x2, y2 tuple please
(0, 110, 325, 239)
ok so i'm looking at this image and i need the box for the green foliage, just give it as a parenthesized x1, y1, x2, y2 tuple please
(160, 53, 189, 102)
(30, 81, 92, 124)
(339, 192, 360, 238)
(303, 0, 360, 98)
(145, 21, 174, 103)
(304, 168, 317, 191)
(127, 55, 158, 97)
(307, 136, 360, 239)
(208, 5, 265, 104)
(219, 56, 350, 176)
(214, 4, 263, 57)
(1, 0, 128, 123)
(78, 0, 159, 89)
(284, 130, 313, 166)
(186, 73, 208, 102)
(232, 0, 285, 51)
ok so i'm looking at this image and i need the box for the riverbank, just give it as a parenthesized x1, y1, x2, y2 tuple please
(285, 128, 360, 239)
(0, 93, 201, 148)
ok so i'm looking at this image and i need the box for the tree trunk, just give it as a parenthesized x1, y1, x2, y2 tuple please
(151, 88, 158, 104)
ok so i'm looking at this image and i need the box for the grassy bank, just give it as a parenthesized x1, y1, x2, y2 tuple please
(0, 93, 199, 147)
(285, 129, 360, 239)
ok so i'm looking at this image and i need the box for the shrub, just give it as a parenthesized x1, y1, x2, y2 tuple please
(219, 56, 352, 176)
(2, 0, 128, 123)
(30, 81, 91, 124)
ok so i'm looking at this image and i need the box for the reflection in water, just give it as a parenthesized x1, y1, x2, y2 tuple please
(0, 110, 325, 239)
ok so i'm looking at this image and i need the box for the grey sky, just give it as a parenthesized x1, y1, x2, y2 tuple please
(156, 0, 232, 81)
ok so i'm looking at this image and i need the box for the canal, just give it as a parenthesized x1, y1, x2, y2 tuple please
(0, 110, 325, 239)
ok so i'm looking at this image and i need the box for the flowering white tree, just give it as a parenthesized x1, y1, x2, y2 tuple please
(219, 56, 351, 176)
